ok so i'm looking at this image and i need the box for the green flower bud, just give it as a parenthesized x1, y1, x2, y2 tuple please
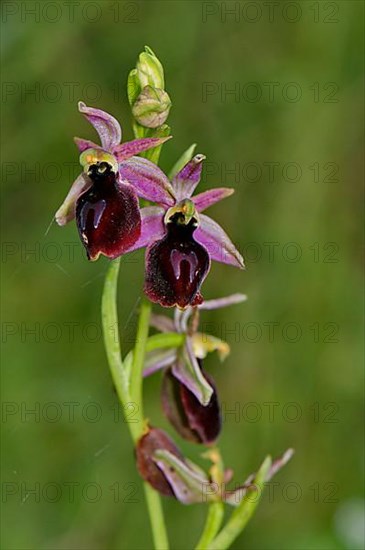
(132, 86, 172, 129)
(127, 68, 141, 106)
(136, 45, 165, 90)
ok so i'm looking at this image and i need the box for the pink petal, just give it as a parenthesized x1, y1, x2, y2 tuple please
(78, 101, 121, 150)
(150, 313, 175, 333)
(199, 293, 247, 310)
(223, 449, 294, 506)
(113, 136, 172, 162)
(143, 349, 177, 377)
(55, 172, 91, 226)
(119, 157, 175, 205)
(126, 206, 165, 253)
(193, 187, 234, 212)
(195, 214, 245, 269)
(73, 137, 101, 153)
(172, 154, 206, 200)
(269, 448, 295, 478)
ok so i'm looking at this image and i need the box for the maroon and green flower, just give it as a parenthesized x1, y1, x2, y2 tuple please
(55, 101, 171, 260)
(122, 154, 244, 308)
(143, 294, 247, 442)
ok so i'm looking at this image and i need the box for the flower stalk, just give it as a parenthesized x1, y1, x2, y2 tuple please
(130, 298, 151, 434)
(58, 45, 293, 550)
(101, 259, 170, 548)
(207, 456, 272, 550)
(101, 257, 127, 403)
(195, 502, 225, 550)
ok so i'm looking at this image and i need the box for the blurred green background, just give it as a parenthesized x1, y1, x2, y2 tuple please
(1, 1, 364, 549)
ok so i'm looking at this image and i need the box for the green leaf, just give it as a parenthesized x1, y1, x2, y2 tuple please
(127, 69, 141, 106)
(129, 299, 151, 437)
(141, 124, 171, 164)
(124, 332, 185, 381)
(146, 332, 185, 352)
(101, 258, 129, 402)
(123, 350, 134, 390)
(168, 143, 197, 179)
(195, 503, 224, 550)
(208, 456, 272, 550)
(132, 121, 146, 139)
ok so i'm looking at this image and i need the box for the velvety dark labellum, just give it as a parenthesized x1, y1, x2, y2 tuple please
(162, 366, 221, 444)
(136, 427, 183, 497)
(144, 216, 210, 308)
(76, 162, 141, 260)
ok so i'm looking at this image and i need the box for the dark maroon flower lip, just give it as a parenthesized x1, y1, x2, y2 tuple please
(162, 365, 221, 445)
(76, 162, 141, 261)
(144, 212, 211, 308)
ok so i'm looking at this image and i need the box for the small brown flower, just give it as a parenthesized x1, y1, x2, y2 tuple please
(161, 366, 221, 444)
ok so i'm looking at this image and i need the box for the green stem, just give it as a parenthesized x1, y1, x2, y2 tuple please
(144, 482, 170, 550)
(195, 502, 224, 550)
(130, 298, 151, 437)
(207, 457, 272, 550)
(101, 258, 128, 404)
(101, 262, 169, 549)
